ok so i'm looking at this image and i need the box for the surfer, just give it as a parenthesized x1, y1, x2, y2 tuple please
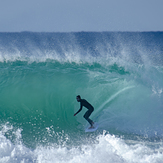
(74, 95, 94, 129)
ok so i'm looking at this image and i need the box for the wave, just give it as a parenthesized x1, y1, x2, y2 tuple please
(0, 61, 163, 139)
(0, 32, 163, 162)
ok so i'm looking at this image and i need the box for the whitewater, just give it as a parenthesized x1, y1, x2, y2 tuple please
(0, 32, 163, 163)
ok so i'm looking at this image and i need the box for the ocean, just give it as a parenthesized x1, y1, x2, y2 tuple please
(0, 31, 163, 163)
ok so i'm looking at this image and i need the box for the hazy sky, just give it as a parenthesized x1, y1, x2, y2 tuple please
(0, 0, 163, 32)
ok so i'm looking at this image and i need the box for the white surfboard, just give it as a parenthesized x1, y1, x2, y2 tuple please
(85, 123, 98, 132)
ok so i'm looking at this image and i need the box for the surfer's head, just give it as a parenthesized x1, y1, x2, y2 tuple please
(76, 95, 81, 102)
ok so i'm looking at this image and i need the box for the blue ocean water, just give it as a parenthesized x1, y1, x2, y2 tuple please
(0, 32, 163, 162)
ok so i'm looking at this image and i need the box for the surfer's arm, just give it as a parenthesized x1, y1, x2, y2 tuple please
(74, 108, 82, 116)
(74, 103, 82, 116)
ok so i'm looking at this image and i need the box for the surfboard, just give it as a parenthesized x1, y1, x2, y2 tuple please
(85, 123, 98, 132)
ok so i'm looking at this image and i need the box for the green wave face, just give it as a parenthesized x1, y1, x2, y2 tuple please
(0, 60, 163, 147)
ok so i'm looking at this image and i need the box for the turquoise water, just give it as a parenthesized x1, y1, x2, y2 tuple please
(0, 32, 163, 162)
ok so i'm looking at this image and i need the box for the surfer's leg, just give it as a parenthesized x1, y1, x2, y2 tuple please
(83, 110, 94, 126)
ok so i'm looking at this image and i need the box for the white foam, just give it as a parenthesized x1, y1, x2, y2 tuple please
(31, 133, 163, 163)
(0, 125, 163, 163)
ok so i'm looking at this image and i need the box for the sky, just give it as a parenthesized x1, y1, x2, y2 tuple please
(0, 0, 163, 32)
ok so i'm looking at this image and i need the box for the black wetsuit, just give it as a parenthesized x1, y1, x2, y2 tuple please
(76, 99, 94, 126)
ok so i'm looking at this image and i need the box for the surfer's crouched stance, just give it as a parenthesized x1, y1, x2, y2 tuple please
(74, 95, 94, 129)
